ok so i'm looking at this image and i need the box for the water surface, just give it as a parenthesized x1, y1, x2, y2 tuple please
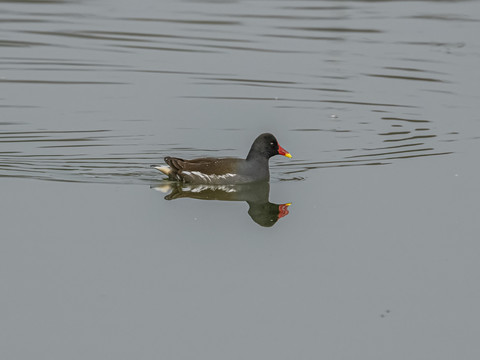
(1, 0, 480, 359)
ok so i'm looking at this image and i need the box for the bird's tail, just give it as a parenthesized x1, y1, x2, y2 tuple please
(151, 165, 172, 176)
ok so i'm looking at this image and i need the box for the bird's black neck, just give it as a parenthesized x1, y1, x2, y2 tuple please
(246, 150, 269, 163)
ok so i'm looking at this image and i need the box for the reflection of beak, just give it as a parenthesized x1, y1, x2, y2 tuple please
(278, 144, 292, 158)
(278, 203, 291, 219)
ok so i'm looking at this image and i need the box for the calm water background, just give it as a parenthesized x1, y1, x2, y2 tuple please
(1, 0, 480, 359)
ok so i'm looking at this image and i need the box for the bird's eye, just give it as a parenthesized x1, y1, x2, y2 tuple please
(270, 142, 274, 146)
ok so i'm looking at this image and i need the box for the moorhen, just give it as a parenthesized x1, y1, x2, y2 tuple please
(152, 133, 291, 184)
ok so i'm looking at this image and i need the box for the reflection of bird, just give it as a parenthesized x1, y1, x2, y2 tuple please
(152, 133, 291, 184)
(247, 201, 290, 228)
(152, 182, 291, 227)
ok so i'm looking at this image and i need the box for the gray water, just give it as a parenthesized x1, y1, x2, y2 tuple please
(1, 0, 480, 359)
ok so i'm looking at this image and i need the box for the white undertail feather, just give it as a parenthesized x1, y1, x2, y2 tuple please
(154, 166, 171, 176)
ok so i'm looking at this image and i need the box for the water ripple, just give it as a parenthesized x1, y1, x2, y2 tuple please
(0, 0, 470, 184)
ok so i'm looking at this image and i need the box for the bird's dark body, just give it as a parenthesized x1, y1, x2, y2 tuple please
(153, 133, 290, 185)
(163, 156, 268, 184)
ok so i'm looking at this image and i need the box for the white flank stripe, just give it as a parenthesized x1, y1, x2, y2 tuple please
(182, 171, 237, 183)
(185, 185, 238, 193)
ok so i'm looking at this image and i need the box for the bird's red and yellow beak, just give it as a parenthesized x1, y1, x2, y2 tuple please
(278, 144, 292, 158)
